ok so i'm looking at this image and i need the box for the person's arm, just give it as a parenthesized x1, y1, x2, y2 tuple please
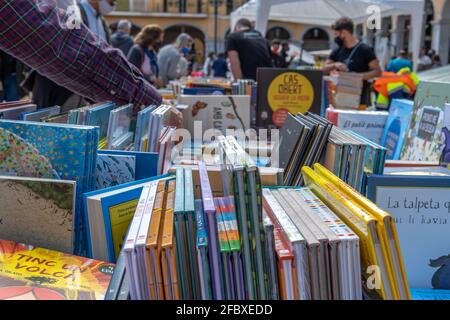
(227, 50, 243, 80)
(359, 59, 382, 80)
(322, 59, 349, 74)
(0, 0, 162, 107)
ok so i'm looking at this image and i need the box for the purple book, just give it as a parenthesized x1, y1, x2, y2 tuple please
(198, 161, 224, 300)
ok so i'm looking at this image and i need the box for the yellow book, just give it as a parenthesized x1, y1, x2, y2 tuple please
(312, 163, 410, 300)
(145, 181, 167, 300)
(302, 166, 396, 300)
(160, 181, 180, 300)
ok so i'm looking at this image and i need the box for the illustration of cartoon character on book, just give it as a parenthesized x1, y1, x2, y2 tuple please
(430, 254, 450, 289)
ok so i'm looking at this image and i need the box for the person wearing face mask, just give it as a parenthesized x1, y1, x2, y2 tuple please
(324, 17, 381, 107)
(128, 25, 164, 88)
(158, 33, 193, 86)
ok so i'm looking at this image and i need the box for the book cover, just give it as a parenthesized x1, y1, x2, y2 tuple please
(22, 106, 61, 122)
(256, 68, 323, 128)
(0, 176, 75, 254)
(179, 95, 250, 135)
(86, 102, 116, 140)
(381, 99, 414, 160)
(401, 81, 449, 162)
(326, 108, 388, 144)
(367, 173, 450, 289)
(0, 120, 99, 254)
(96, 154, 136, 189)
(97, 150, 158, 180)
(0, 240, 114, 300)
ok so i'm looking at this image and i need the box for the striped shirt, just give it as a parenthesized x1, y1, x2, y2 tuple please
(0, 0, 162, 107)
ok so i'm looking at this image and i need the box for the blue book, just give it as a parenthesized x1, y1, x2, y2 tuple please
(381, 99, 414, 160)
(411, 288, 450, 300)
(183, 87, 225, 95)
(97, 149, 158, 180)
(86, 102, 117, 139)
(83, 174, 171, 262)
(21, 105, 61, 122)
(0, 120, 98, 254)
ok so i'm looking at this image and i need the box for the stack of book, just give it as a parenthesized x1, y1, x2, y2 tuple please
(68, 102, 117, 147)
(0, 100, 36, 120)
(278, 112, 333, 186)
(324, 126, 386, 193)
(107, 104, 134, 150)
(330, 73, 364, 109)
(302, 163, 410, 300)
(107, 160, 410, 300)
(21, 105, 61, 122)
(134, 105, 174, 153)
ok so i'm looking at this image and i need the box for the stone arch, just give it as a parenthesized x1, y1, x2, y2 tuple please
(301, 26, 331, 51)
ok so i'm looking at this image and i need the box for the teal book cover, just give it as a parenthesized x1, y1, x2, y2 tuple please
(381, 99, 414, 160)
(87, 102, 116, 140)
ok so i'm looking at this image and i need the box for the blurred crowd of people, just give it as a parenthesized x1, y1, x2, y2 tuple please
(1, 1, 446, 111)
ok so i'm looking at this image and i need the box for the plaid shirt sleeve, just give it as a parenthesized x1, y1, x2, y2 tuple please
(0, 0, 162, 107)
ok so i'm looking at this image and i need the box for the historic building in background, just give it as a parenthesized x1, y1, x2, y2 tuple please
(106, 0, 450, 66)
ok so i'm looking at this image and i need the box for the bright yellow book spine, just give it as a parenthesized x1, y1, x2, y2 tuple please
(302, 166, 391, 299)
(313, 163, 411, 299)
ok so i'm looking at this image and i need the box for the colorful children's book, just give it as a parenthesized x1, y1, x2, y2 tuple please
(0, 240, 114, 300)
(401, 81, 449, 162)
(381, 99, 414, 160)
(0, 120, 99, 255)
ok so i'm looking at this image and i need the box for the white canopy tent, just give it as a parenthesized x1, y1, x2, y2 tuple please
(230, 0, 425, 70)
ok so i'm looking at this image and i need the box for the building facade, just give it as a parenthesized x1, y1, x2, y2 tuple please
(107, 0, 450, 67)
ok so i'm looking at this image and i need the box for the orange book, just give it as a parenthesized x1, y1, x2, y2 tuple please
(274, 228, 297, 300)
(160, 181, 180, 300)
(145, 180, 167, 300)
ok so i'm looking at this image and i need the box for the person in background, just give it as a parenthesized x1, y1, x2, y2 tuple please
(203, 52, 215, 77)
(111, 19, 134, 57)
(0, 51, 19, 101)
(1, 0, 161, 108)
(323, 17, 381, 106)
(212, 53, 228, 78)
(417, 47, 432, 71)
(158, 33, 193, 86)
(271, 39, 284, 68)
(279, 41, 295, 68)
(78, 0, 115, 43)
(386, 50, 413, 73)
(31, 0, 117, 110)
(432, 55, 442, 68)
(226, 18, 273, 80)
(128, 25, 164, 88)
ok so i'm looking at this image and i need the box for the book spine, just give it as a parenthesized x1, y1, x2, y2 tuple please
(124, 184, 151, 252)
